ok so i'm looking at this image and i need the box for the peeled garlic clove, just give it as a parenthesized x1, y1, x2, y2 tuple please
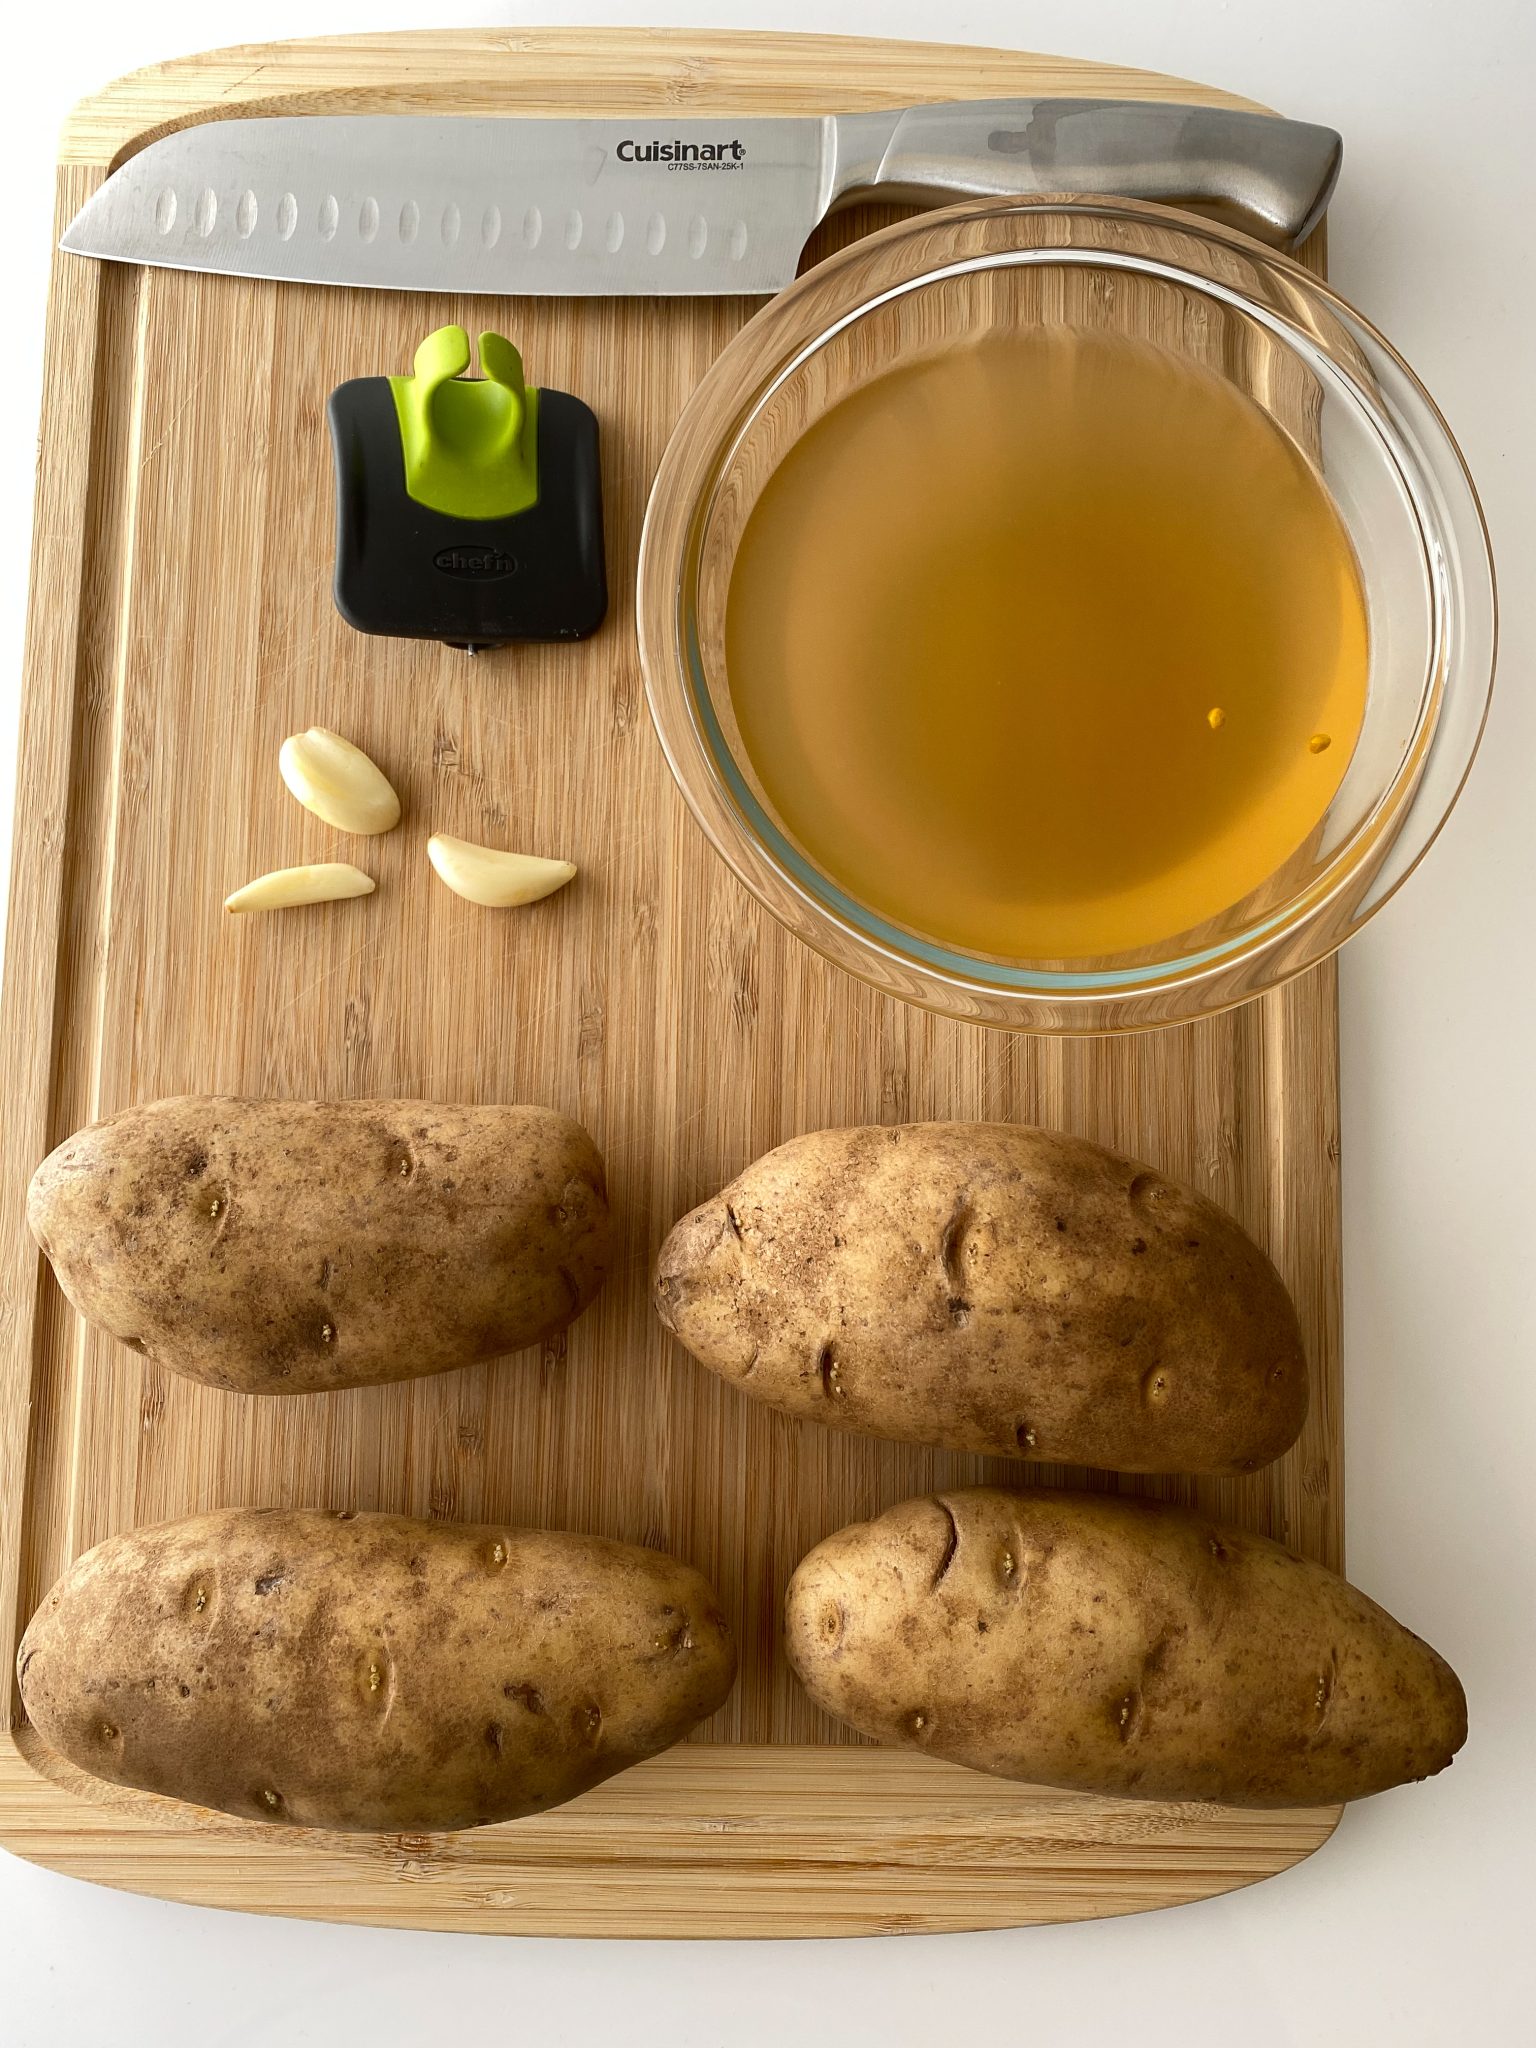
(279, 727, 401, 835)
(427, 833, 576, 908)
(225, 863, 375, 914)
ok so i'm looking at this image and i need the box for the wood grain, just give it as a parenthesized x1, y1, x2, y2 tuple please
(58, 28, 1267, 168)
(0, 1731, 1340, 1938)
(0, 28, 1342, 1935)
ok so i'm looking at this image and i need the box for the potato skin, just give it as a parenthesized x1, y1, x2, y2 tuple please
(18, 1509, 736, 1833)
(27, 1097, 610, 1394)
(656, 1123, 1305, 1474)
(785, 1488, 1466, 1807)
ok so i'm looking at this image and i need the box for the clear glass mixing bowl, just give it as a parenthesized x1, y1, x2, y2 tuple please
(638, 197, 1496, 1033)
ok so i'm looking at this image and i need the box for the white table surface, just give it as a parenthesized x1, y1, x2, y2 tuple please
(1, 3, 1531, 2041)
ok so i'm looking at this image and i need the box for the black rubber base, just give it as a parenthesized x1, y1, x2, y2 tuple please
(328, 377, 608, 649)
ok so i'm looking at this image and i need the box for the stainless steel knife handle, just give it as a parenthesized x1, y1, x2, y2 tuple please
(827, 99, 1342, 249)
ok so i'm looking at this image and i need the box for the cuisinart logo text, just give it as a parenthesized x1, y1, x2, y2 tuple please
(615, 137, 747, 171)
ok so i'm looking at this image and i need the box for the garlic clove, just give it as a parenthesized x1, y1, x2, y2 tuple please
(426, 833, 577, 908)
(225, 863, 376, 914)
(279, 727, 401, 835)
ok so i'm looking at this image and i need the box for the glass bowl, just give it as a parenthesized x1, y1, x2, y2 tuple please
(637, 196, 1495, 1033)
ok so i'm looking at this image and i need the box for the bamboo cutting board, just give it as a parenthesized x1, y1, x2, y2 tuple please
(0, 28, 1344, 1936)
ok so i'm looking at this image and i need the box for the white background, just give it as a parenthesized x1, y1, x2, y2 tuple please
(1, 4, 1531, 2043)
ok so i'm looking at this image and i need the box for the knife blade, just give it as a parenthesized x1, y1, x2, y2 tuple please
(60, 100, 1341, 297)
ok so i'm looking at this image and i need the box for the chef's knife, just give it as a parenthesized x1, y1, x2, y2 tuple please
(61, 100, 1341, 297)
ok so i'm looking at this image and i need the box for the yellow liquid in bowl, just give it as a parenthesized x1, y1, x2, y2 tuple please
(724, 329, 1369, 960)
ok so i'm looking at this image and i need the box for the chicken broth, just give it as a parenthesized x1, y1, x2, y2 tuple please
(724, 327, 1369, 959)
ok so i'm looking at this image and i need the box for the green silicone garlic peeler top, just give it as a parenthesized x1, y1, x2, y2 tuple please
(389, 326, 541, 521)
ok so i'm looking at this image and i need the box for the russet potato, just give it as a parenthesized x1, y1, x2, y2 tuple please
(19, 1508, 736, 1832)
(28, 1096, 609, 1394)
(786, 1488, 1466, 1807)
(657, 1123, 1306, 1473)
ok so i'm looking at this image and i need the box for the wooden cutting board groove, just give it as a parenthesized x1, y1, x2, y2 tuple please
(0, 27, 1343, 1936)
